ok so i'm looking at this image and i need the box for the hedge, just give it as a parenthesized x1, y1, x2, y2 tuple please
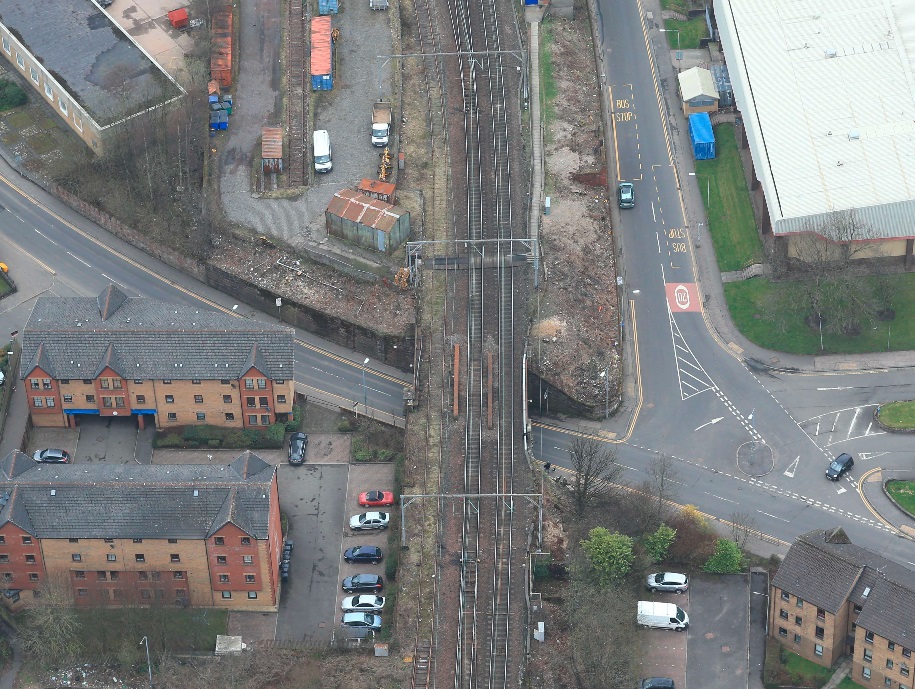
(152, 423, 286, 449)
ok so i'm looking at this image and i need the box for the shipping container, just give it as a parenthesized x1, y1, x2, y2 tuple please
(211, 10, 233, 88)
(318, 0, 338, 15)
(311, 16, 333, 91)
(688, 112, 715, 160)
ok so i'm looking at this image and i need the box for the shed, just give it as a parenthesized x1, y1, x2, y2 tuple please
(215, 635, 246, 655)
(357, 178, 396, 204)
(709, 64, 733, 108)
(325, 189, 410, 254)
(262, 126, 283, 173)
(310, 17, 333, 91)
(677, 67, 718, 116)
(688, 112, 715, 160)
(211, 10, 233, 88)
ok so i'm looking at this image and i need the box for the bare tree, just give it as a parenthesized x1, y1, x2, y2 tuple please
(566, 437, 624, 518)
(729, 511, 758, 550)
(18, 573, 83, 663)
(645, 454, 679, 524)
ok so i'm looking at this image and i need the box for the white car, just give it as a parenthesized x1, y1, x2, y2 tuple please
(341, 595, 385, 612)
(341, 612, 382, 630)
(349, 512, 390, 531)
(645, 572, 689, 594)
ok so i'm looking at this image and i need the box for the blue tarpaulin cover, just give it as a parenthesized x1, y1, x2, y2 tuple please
(688, 112, 715, 160)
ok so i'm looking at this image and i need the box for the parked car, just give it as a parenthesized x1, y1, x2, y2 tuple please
(344, 545, 383, 564)
(342, 573, 383, 593)
(826, 453, 854, 480)
(645, 572, 689, 594)
(341, 595, 385, 612)
(359, 490, 395, 507)
(641, 679, 675, 689)
(341, 612, 382, 630)
(288, 432, 308, 465)
(618, 182, 635, 209)
(349, 512, 390, 531)
(32, 448, 71, 464)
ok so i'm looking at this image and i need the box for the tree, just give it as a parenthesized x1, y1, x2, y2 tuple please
(643, 523, 677, 563)
(580, 527, 633, 587)
(728, 511, 757, 550)
(18, 574, 83, 663)
(646, 454, 679, 524)
(703, 538, 745, 573)
(668, 505, 717, 567)
(566, 437, 624, 518)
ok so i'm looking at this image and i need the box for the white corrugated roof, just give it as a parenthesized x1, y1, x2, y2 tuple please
(715, 0, 915, 238)
(678, 67, 719, 101)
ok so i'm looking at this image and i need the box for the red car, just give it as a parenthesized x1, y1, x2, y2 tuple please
(359, 490, 394, 507)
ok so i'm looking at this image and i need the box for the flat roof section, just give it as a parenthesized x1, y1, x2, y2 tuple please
(0, 0, 183, 127)
(715, 0, 915, 238)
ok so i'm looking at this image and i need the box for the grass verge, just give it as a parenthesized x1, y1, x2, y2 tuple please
(837, 678, 869, 689)
(696, 124, 762, 272)
(662, 17, 707, 49)
(886, 481, 915, 516)
(764, 640, 834, 688)
(876, 402, 915, 429)
(0, 272, 12, 297)
(540, 21, 558, 140)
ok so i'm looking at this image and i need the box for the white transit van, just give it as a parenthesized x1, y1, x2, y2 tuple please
(637, 600, 689, 631)
(313, 130, 332, 173)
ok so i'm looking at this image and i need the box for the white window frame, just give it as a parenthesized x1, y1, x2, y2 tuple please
(44, 83, 52, 100)
(58, 98, 67, 116)
(29, 66, 37, 84)
(73, 115, 83, 131)
(16, 53, 24, 69)
(2, 37, 9, 55)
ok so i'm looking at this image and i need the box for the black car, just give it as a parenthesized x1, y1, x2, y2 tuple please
(826, 453, 854, 480)
(288, 432, 308, 465)
(641, 679, 674, 689)
(342, 573, 384, 593)
(343, 545, 383, 564)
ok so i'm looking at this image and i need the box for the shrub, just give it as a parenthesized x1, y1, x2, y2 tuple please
(285, 405, 302, 432)
(580, 527, 634, 587)
(264, 422, 286, 445)
(0, 80, 26, 112)
(338, 419, 354, 432)
(703, 538, 745, 573)
(154, 434, 184, 448)
(668, 505, 717, 567)
(643, 524, 677, 563)
(384, 538, 400, 582)
(223, 430, 247, 447)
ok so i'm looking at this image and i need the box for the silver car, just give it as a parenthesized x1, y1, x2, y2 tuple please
(645, 572, 689, 594)
(349, 512, 390, 531)
(341, 612, 382, 630)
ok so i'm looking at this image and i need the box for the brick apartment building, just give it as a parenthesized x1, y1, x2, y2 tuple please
(771, 528, 915, 689)
(20, 285, 295, 430)
(0, 450, 283, 611)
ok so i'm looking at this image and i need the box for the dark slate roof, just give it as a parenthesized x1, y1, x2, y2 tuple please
(0, 452, 34, 481)
(0, 0, 183, 127)
(775, 529, 915, 644)
(20, 286, 294, 381)
(0, 451, 276, 540)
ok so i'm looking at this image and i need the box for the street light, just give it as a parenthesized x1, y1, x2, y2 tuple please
(689, 172, 710, 205)
(361, 357, 370, 413)
(599, 369, 609, 419)
(139, 636, 152, 689)
(659, 28, 682, 71)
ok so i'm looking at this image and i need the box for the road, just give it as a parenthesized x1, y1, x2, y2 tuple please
(0, 155, 410, 422)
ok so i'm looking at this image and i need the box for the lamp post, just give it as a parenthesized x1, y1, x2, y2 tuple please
(660, 28, 682, 71)
(599, 369, 609, 419)
(688, 172, 710, 205)
(361, 357, 370, 414)
(139, 636, 152, 689)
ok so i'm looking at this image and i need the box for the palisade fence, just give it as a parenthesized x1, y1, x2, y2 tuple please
(0, 339, 21, 442)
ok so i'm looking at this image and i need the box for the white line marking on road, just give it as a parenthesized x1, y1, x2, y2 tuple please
(846, 407, 861, 440)
(651, 202, 657, 222)
(757, 511, 790, 523)
(815, 422, 820, 437)
(817, 386, 854, 391)
(784, 456, 799, 478)
(694, 417, 724, 431)
(68, 253, 91, 268)
(657, 232, 662, 254)
(836, 487, 847, 495)
(705, 492, 735, 503)
(865, 422, 873, 436)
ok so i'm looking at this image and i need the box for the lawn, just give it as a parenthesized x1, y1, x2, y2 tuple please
(660, 0, 691, 14)
(696, 124, 762, 272)
(74, 606, 227, 655)
(886, 481, 915, 516)
(876, 402, 915, 429)
(663, 16, 708, 50)
(540, 21, 558, 139)
(836, 678, 869, 689)
(724, 273, 915, 355)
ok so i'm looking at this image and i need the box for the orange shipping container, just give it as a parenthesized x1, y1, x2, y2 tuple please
(211, 10, 233, 88)
(310, 16, 332, 76)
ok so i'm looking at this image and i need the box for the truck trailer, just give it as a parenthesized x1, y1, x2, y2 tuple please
(637, 601, 689, 631)
(372, 101, 393, 147)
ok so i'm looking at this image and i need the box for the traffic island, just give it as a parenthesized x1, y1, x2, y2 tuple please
(873, 402, 915, 433)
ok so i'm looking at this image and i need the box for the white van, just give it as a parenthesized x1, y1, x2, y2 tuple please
(637, 600, 689, 631)
(313, 130, 332, 173)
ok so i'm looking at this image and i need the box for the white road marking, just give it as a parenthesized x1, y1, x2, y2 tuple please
(846, 407, 861, 440)
(705, 492, 735, 503)
(836, 487, 847, 495)
(694, 417, 724, 431)
(817, 386, 854, 391)
(783, 456, 799, 478)
(757, 511, 790, 523)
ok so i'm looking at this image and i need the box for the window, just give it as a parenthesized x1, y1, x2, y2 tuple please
(138, 572, 149, 581)
(112, 379, 122, 389)
(225, 413, 235, 422)
(246, 397, 256, 408)
(168, 539, 178, 544)
(794, 634, 801, 644)
(113, 589, 123, 600)
(0, 536, 5, 544)
(173, 571, 184, 580)
(167, 413, 177, 421)
(163, 380, 172, 385)
(243, 555, 253, 565)
(110, 571, 119, 580)
(867, 631, 875, 644)
(56, 96, 67, 113)
(219, 574, 229, 583)
(27, 573, 38, 582)
(1, 37, 8, 54)
(891, 643, 897, 651)
(74, 571, 85, 579)
(886, 679, 893, 687)
(248, 415, 258, 425)
(277, 395, 287, 404)
(248, 591, 258, 599)
(221, 379, 230, 385)
(141, 589, 151, 600)
(21, 537, 31, 545)
(45, 397, 55, 407)
(245, 574, 255, 583)
(86, 394, 96, 403)
(0, 573, 10, 582)
(38, 379, 48, 390)
(196, 412, 206, 421)
(245, 379, 254, 389)
(133, 538, 143, 543)
(215, 537, 224, 545)
(165, 395, 174, 403)
(276, 380, 285, 385)
(33, 398, 43, 408)
(0, 556, 7, 563)
(25, 555, 35, 563)
(104, 538, 114, 543)
(903, 667, 911, 678)
(30, 379, 39, 390)
(779, 627, 788, 638)
(241, 537, 251, 545)
(223, 395, 233, 404)
(780, 609, 789, 620)
(60, 379, 70, 385)
(261, 415, 270, 426)
(102, 397, 112, 408)
(865, 649, 873, 663)
(72, 553, 82, 562)
(151, 571, 161, 581)
(259, 397, 269, 408)
(100, 379, 109, 390)
(816, 626, 825, 640)
(194, 395, 203, 404)
(217, 556, 227, 565)
(134, 380, 143, 384)
(175, 589, 187, 599)
(107, 554, 116, 562)
(16, 53, 24, 69)
(192, 379, 201, 385)
(136, 395, 146, 404)
(864, 668, 872, 680)
(29, 66, 37, 83)
(815, 644, 824, 657)
(795, 616, 803, 626)
(905, 649, 912, 659)
(796, 598, 804, 608)
(78, 588, 88, 597)
(222, 591, 232, 599)
(115, 398, 125, 408)
(888, 661, 895, 670)
(170, 554, 180, 563)
(257, 379, 267, 389)
(135, 554, 145, 562)
(83, 379, 92, 385)
(63, 395, 73, 403)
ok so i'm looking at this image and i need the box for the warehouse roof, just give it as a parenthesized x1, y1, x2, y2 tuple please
(0, 0, 183, 127)
(0, 451, 277, 540)
(715, 0, 915, 239)
(21, 285, 294, 381)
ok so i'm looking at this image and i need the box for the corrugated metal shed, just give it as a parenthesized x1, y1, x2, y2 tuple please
(262, 127, 283, 173)
(714, 0, 915, 239)
(357, 178, 396, 204)
(211, 9, 233, 88)
(325, 189, 410, 254)
(311, 16, 333, 90)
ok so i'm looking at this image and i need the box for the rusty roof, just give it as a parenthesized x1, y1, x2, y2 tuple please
(262, 127, 283, 159)
(311, 16, 332, 76)
(326, 189, 407, 233)
(357, 179, 396, 196)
